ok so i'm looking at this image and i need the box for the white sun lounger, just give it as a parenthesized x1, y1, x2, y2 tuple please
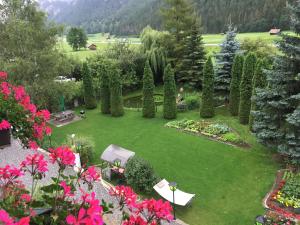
(153, 179, 195, 206)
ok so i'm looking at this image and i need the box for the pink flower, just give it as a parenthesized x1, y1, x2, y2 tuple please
(0, 119, 11, 130)
(122, 216, 148, 225)
(138, 199, 173, 222)
(81, 166, 101, 184)
(28, 140, 39, 150)
(50, 146, 75, 167)
(20, 153, 48, 176)
(0, 209, 30, 225)
(45, 126, 52, 136)
(0, 165, 23, 187)
(33, 123, 44, 140)
(1, 82, 11, 96)
(20, 194, 31, 203)
(37, 110, 51, 121)
(60, 181, 74, 197)
(0, 71, 8, 80)
(12, 86, 26, 101)
(109, 186, 137, 209)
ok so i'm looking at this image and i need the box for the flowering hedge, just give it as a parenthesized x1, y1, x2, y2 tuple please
(0, 71, 52, 149)
(0, 71, 173, 225)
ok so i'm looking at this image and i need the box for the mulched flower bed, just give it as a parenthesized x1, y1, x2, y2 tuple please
(264, 169, 300, 222)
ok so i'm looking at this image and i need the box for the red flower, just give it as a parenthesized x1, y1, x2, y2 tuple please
(0, 71, 8, 80)
(109, 186, 137, 209)
(28, 140, 39, 150)
(0, 165, 23, 187)
(20, 194, 31, 203)
(122, 216, 147, 225)
(138, 199, 173, 222)
(60, 181, 74, 197)
(0, 209, 30, 225)
(45, 126, 52, 136)
(50, 146, 75, 167)
(0, 119, 11, 130)
(66, 208, 90, 225)
(20, 153, 48, 176)
(81, 166, 101, 183)
(0, 82, 10, 96)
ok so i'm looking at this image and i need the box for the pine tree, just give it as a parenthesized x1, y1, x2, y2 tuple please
(142, 61, 156, 118)
(249, 60, 267, 130)
(100, 67, 111, 114)
(82, 62, 97, 109)
(215, 25, 240, 102)
(229, 55, 244, 116)
(178, 17, 206, 87)
(110, 70, 124, 117)
(253, 1, 300, 163)
(238, 53, 257, 124)
(200, 57, 215, 118)
(163, 64, 177, 119)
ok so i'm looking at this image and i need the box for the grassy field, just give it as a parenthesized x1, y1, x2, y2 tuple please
(58, 32, 284, 60)
(51, 99, 278, 225)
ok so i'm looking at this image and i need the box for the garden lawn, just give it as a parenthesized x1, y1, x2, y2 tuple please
(52, 107, 278, 225)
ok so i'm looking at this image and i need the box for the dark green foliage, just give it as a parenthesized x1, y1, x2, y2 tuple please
(142, 61, 156, 118)
(249, 60, 267, 130)
(66, 27, 88, 51)
(110, 70, 124, 117)
(100, 67, 111, 115)
(82, 62, 97, 109)
(253, 1, 300, 163)
(125, 156, 159, 194)
(200, 57, 215, 118)
(163, 64, 177, 119)
(177, 17, 206, 87)
(238, 53, 257, 124)
(229, 55, 244, 116)
(215, 25, 240, 101)
(185, 95, 200, 110)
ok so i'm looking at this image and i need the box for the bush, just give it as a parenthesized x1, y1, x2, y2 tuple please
(185, 95, 200, 110)
(203, 123, 230, 135)
(163, 64, 177, 119)
(142, 61, 155, 118)
(125, 156, 159, 194)
(82, 62, 97, 109)
(110, 70, 124, 117)
(221, 133, 243, 144)
(66, 135, 95, 166)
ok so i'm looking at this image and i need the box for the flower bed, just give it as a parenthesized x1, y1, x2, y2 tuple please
(165, 119, 249, 148)
(265, 170, 300, 222)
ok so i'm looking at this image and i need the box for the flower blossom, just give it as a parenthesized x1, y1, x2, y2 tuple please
(20, 194, 31, 203)
(60, 181, 74, 197)
(0, 209, 30, 225)
(0, 71, 7, 80)
(0, 165, 23, 187)
(122, 216, 148, 225)
(0, 119, 11, 130)
(109, 185, 137, 209)
(81, 166, 101, 183)
(49, 146, 75, 167)
(28, 140, 39, 150)
(0, 82, 10, 97)
(20, 153, 48, 176)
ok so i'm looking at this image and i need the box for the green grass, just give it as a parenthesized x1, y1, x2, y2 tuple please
(52, 103, 278, 225)
(58, 31, 287, 60)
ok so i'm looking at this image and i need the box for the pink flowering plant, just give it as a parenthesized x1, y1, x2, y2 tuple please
(0, 72, 52, 149)
(0, 72, 173, 225)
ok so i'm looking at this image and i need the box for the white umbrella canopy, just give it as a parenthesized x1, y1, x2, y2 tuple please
(101, 144, 135, 168)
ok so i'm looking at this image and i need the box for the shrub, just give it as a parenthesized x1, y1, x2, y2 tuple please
(163, 64, 177, 119)
(203, 123, 230, 135)
(67, 136, 95, 166)
(110, 70, 124, 117)
(200, 57, 215, 118)
(229, 55, 244, 116)
(142, 61, 155, 118)
(221, 133, 243, 144)
(100, 65, 111, 114)
(125, 156, 159, 194)
(82, 62, 97, 109)
(185, 95, 200, 110)
(239, 53, 257, 124)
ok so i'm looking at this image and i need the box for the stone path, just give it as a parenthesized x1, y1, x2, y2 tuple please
(0, 140, 186, 225)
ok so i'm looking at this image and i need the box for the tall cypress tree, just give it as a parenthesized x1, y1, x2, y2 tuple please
(100, 66, 111, 114)
(142, 61, 156, 118)
(177, 17, 206, 87)
(163, 64, 177, 119)
(238, 53, 257, 124)
(215, 25, 240, 102)
(82, 62, 97, 109)
(110, 70, 124, 117)
(249, 60, 267, 130)
(229, 55, 244, 116)
(200, 57, 215, 118)
(253, 2, 300, 163)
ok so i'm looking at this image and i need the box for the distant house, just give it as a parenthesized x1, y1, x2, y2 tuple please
(88, 44, 97, 50)
(269, 28, 281, 35)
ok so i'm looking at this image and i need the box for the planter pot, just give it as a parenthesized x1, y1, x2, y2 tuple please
(0, 129, 11, 148)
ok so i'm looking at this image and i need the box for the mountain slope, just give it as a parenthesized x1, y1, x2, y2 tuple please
(38, 0, 292, 35)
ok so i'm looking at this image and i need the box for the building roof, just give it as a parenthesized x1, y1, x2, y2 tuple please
(100, 144, 135, 168)
(269, 28, 281, 34)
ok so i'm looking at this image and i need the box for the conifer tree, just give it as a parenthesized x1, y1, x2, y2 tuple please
(229, 55, 244, 116)
(178, 17, 206, 87)
(215, 25, 240, 102)
(142, 61, 156, 118)
(249, 60, 267, 130)
(163, 64, 177, 119)
(100, 67, 111, 114)
(238, 53, 257, 124)
(82, 62, 97, 109)
(200, 57, 215, 118)
(253, 1, 300, 163)
(110, 70, 124, 117)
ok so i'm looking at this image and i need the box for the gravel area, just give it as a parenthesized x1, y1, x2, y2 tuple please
(0, 140, 186, 225)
